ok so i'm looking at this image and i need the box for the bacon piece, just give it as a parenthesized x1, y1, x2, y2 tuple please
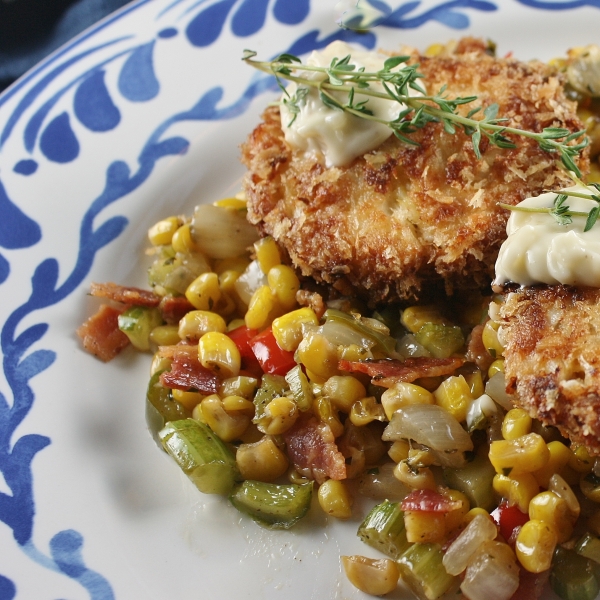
(160, 352, 220, 394)
(77, 304, 130, 362)
(338, 357, 464, 387)
(90, 281, 160, 307)
(282, 416, 346, 484)
(465, 322, 494, 372)
(159, 296, 194, 324)
(400, 489, 462, 513)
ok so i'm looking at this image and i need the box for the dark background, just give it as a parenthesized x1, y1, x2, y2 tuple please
(0, 0, 131, 92)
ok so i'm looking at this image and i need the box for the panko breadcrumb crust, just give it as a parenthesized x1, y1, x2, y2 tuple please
(499, 285, 600, 455)
(241, 38, 588, 305)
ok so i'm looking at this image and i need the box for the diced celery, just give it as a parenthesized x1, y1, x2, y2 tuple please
(443, 453, 496, 511)
(357, 500, 411, 559)
(576, 532, 600, 564)
(285, 365, 313, 411)
(118, 306, 163, 351)
(414, 323, 464, 359)
(551, 546, 599, 600)
(145, 371, 190, 445)
(229, 480, 313, 529)
(397, 543, 457, 600)
(159, 419, 241, 495)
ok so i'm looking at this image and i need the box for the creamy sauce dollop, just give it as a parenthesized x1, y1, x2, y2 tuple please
(279, 41, 416, 167)
(494, 186, 600, 288)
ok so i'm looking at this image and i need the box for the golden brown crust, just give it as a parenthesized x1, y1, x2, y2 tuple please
(241, 38, 588, 305)
(499, 285, 600, 454)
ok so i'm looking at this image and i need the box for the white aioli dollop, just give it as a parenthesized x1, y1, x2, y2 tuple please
(279, 41, 415, 167)
(494, 185, 600, 287)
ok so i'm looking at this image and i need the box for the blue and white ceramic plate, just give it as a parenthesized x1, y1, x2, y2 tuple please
(1, 1, 599, 598)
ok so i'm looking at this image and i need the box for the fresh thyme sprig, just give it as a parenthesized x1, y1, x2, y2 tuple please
(242, 49, 588, 176)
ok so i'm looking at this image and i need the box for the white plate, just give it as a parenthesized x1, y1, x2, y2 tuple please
(1, 1, 599, 598)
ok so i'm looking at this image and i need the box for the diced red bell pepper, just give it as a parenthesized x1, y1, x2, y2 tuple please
(491, 501, 529, 543)
(249, 327, 297, 376)
(227, 325, 263, 377)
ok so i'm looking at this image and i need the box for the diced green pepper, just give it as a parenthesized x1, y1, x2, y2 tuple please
(229, 480, 313, 529)
(253, 374, 288, 424)
(159, 419, 241, 495)
(443, 453, 496, 511)
(285, 365, 313, 411)
(357, 500, 411, 559)
(414, 323, 464, 359)
(551, 546, 599, 600)
(118, 306, 163, 351)
(146, 371, 190, 445)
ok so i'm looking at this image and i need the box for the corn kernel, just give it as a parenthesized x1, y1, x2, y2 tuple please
(218, 269, 241, 295)
(172, 389, 204, 410)
(254, 236, 281, 274)
(245, 285, 277, 330)
(322, 375, 367, 413)
(404, 510, 446, 543)
(481, 320, 504, 358)
(178, 310, 227, 341)
(529, 491, 572, 543)
(381, 382, 434, 420)
(297, 332, 339, 380)
(221, 394, 255, 415)
(493, 473, 539, 513)
(200, 394, 251, 441)
(219, 376, 258, 399)
(148, 216, 180, 246)
(236, 436, 289, 482)
(434, 375, 472, 423)
(443, 489, 471, 534)
(171, 223, 197, 253)
(149, 324, 180, 346)
(260, 396, 298, 435)
(569, 445, 594, 474)
(401, 305, 446, 333)
(488, 359, 505, 378)
(502, 408, 532, 441)
(185, 272, 221, 311)
(549, 474, 580, 519)
(318, 479, 353, 519)
(489, 433, 550, 476)
(388, 440, 410, 463)
(268, 264, 300, 311)
(464, 508, 495, 526)
(463, 369, 485, 398)
(349, 397, 385, 427)
(341, 556, 399, 596)
(272, 307, 319, 352)
(213, 197, 247, 209)
(198, 331, 241, 378)
(580, 472, 600, 503)
(394, 460, 436, 491)
(338, 343, 373, 362)
(213, 256, 250, 275)
(314, 396, 344, 438)
(532, 441, 572, 488)
(515, 519, 557, 573)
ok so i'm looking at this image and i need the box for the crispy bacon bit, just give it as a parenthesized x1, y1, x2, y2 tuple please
(160, 352, 220, 394)
(282, 415, 347, 484)
(400, 489, 463, 513)
(338, 357, 464, 387)
(159, 296, 194, 325)
(90, 281, 160, 307)
(465, 322, 495, 372)
(76, 304, 130, 362)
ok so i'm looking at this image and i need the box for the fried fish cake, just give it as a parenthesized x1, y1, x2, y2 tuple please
(241, 38, 588, 304)
(499, 285, 600, 455)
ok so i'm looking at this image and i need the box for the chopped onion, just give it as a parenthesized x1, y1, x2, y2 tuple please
(485, 372, 514, 410)
(396, 333, 431, 358)
(443, 514, 498, 575)
(466, 393, 498, 431)
(234, 260, 267, 305)
(192, 204, 259, 259)
(382, 404, 473, 453)
(549, 474, 581, 518)
(319, 319, 376, 351)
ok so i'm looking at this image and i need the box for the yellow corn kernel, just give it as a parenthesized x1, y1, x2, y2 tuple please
(149, 324, 180, 346)
(401, 305, 447, 333)
(404, 510, 446, 544)
(388, 440, 410, 463)
(532, 441, 572, 488)
(481, 320, 504, 357)
(529, 491, 572, 543)
(463, 369, 485, 398)
(322, 375, 367, 413)
(493, 473, 539, 514)
(227, 318, 245, 332)
(191, 401, 206, 424)
(185, 272, 221, 311)
(569, 445, 594, 474)
(488, 358, 505, 378)
(502, 408, 532, 441)
(424, 42, 445, 57)
(314, 396, 344, 438)
(443, 489, 471, 534)
(198, 331, 241, 378)
(580, 472, 600, 503)
(489, 433, 550, 476)
(214, 197, 246, 210)
(178, 310, 227, 341)
(218, 269, 241, 296)
(221, 394, 255, 416)
(349, 397, 385, 427)
(219, 376, 258, 399)
(318, 479, 353, 519)
(239, 422, 263, 444)
(171, 223, 197, 253)
(272, 307, 319, 352)
(394, 460, 436, 491)
(549, 473, 580, 520)
(235, 436, 289, 482)
(213, 256, 250, 276)
(515, 519, 557, 573)
(245, 285, 277, 330)
(200, 394, 251, 442)
(341, 556, 399, 597)
(148, 216, 180, 246)
(261, 396, 299, 435)
(172, 389, 204, 410)
(297, 332, 339, 380)
(464, 507, 495, 526)
(381, 382, 434, 420)
(268, 264, 300, 311)
(338, 343, 372, 362)
(433, 375, 472, 423)
(254, 236, 281, 274)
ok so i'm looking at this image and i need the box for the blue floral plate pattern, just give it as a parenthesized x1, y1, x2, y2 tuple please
(1, 1, 600, 598)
